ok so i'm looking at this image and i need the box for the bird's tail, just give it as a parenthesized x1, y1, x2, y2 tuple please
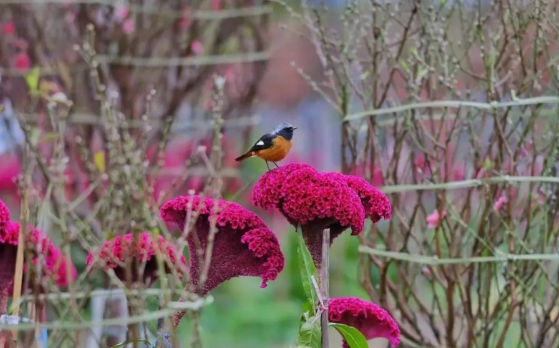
(235, 152, 254, 162)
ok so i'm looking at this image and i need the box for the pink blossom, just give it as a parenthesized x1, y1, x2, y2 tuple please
(253, 163, 391, 268)
(452, 164, 465, 181)
(114, 6, 130, 21)
(211, 0, 221, 11)
(329, 297, 401, 347)
(12, 52, 31, 71)
(122, 19, 135, 34)
(426, 209, 446, 229)
(494, 195, 508, 212)
(191, 40, 204, 55)
(1, 21, 15, 36)
(86, 232, 187, 284)
(179, 6, 192, 29)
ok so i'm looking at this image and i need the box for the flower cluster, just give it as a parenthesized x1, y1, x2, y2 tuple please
(329, 297, 401, 347)
(160, 195, 284, 294)
(0, 199, 77, 313)
(253, 163, 391, 267)
(86, 232, 187, 284)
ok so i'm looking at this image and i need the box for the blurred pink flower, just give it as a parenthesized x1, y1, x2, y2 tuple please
(13, 52, 31, 71)
(494, 195, 508, 212)
(179, 6, 192, 29)
(122, 19, 135, 34)
(191, 40, 204, 55)
(86, 232, 187, 285)
(253, 163, 391, 268)
(426, 209, 446, 229)
(211, 0, 221, 11)
(452, 164, 465, 181)
(329, 297, 401, 347)
(114, 6, 130, 21)
(160, 195, 284, 293)
(1, 21, 15, 35)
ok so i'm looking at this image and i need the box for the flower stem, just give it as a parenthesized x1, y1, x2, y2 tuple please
(320, 228, 330, 348)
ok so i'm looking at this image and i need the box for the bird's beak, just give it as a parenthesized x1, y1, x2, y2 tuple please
(293, 127, 298, 130)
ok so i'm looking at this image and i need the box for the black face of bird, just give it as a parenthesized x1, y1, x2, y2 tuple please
(274, 123, 297, 140)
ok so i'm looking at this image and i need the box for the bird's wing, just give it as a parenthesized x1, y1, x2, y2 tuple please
(248, 133, 275, 152)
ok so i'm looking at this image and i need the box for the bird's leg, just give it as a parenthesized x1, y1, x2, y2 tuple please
(273, 162, 279, 168)
(265, 161, 271, 171)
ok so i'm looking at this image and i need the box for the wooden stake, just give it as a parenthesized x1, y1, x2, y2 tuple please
(320, 228, 330, 348)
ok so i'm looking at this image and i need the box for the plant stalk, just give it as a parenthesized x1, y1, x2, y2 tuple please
(320, 228, 330, 348)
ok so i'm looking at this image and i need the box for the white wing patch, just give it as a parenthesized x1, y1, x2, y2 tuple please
(256, 140, 265, 146)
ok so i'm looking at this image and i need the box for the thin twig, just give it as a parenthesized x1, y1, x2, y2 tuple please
(320, 228, 330, 348)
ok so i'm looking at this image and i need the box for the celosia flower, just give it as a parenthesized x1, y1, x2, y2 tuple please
(426, 209, 446, 229)
(253, 163, 391, 267)
(86, 232, 187, 285)
(160, 196, 284, 294)
(494, 195, 508, 212)
(329, 297, 401, 348)
(0, 214, 77, 313)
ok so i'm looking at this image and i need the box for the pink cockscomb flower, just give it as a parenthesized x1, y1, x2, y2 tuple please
(329, 297, 401, 348)
(0, 199, 9, 232)
(114, 6, 130, 21)
(426, 209, 446, 229)
(160, 196, 284, 294)
(253, 163, 391, 268)
(13, 52, 31, 71)
(0, 215, 77, 313)
(494, 195, 508, 212)
(86, 232, 187, 285)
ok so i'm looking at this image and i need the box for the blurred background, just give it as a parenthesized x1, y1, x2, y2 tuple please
(1, 0, 559, 347)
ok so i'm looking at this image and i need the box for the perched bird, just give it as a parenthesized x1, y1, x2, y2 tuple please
(235, 122, 297, 170)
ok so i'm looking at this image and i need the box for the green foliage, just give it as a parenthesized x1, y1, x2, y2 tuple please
(329, 323, 369, 348)
(295, 301, 321, 348)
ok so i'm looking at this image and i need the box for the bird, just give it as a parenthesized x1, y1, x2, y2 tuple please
(235, 122, 297, 170)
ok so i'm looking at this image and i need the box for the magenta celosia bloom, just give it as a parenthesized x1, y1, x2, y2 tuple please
(86, 232, 187, 285)
(253, 163, 391, 267)
(160, 195, 284, 295)
(0, 219, 77, 313)
(329, 297, 401, 348)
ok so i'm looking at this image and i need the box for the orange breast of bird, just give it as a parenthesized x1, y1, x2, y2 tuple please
(255, 136, 292, 162)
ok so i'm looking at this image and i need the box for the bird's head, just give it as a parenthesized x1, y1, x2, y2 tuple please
(274, 122, 297, 140)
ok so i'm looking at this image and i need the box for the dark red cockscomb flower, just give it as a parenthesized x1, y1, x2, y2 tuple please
(86, 232, 187, 285)
(329, 297, 401, 347)
(253, 163, 391, 268)
(160, 196, 284, 294)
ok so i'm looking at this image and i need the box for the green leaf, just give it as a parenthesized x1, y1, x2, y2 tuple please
(296, 232, 318, 311)
(25, 67, 41, 92)
(329, 323, 368, 348)
(110, 339, 152, 348)
(296, 313, 321, 348)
